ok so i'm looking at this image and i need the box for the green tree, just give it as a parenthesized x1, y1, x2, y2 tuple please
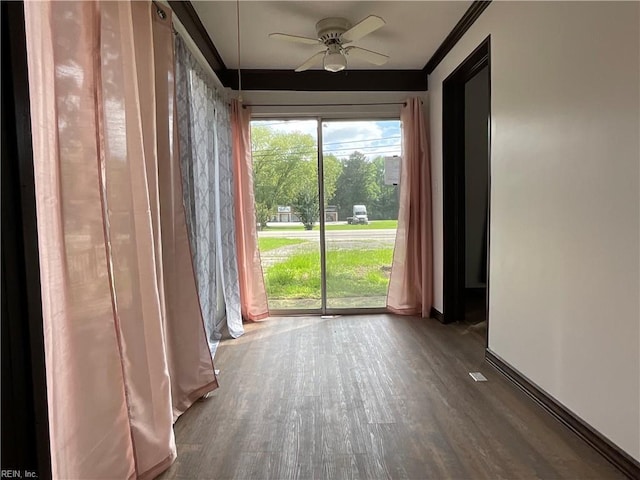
(322, 153, 342, 208)
(251, 126, 340, 228)
(255, 202, 272, 230)
(330, 151, 379, 220)
(291, 190, 319, 230)
(252, 125, 316, 213)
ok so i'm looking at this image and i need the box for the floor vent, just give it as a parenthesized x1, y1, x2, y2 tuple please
(469, 372, 488, 382)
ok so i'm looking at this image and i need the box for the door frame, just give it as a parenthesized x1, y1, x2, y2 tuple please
(442, 36, 491, 337)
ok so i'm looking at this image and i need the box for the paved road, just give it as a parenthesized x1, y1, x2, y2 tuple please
(259, 228, 396, 267)
(258, 228, 397, 242)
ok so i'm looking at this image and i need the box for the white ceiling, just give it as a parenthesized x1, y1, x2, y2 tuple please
(191, 1, 472, 70)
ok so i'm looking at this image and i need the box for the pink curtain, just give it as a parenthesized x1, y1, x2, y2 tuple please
(24, 2, 216, 478)
(387, 97, 433, 317)
(231, 101, 270, 321)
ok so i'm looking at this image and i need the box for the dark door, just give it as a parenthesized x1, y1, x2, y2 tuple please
(442, 37, 491, 339)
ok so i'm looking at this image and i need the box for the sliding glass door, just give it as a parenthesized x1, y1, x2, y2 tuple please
(251, 119, 322, 310)
(322, 120, 401, 310)
(251, 118, 401, 313)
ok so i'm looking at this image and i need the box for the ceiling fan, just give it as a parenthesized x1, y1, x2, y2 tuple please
(269, 15, 389, 73)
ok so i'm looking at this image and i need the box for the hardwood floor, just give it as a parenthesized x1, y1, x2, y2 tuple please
(158, 315, 623, 479)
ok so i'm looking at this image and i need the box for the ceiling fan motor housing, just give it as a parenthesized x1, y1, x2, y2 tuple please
(315, 17, 352, 45)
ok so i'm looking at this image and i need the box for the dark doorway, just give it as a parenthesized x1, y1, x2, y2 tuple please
(442, 37, 490, 342)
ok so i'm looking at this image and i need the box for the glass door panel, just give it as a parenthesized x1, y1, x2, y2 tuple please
(250, 119, 321, 311)
(321, 120, 401, 309)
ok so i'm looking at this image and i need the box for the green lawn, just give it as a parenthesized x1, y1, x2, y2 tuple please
(264, 219, 397, 232)
(326, 220, 397, 230)
(262, 224, 307, 231)
(258, 237, 306, 252)
(264, 248, 393, 300)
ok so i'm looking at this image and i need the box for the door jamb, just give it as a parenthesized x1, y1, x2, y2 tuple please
(442, 36, 491, 338)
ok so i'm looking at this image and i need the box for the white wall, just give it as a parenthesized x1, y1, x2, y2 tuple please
(430, 1, 640, 461)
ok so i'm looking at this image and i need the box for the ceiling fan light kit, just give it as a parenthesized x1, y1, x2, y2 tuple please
(323, 45, 347, 72)
(269, 15, 389, 73)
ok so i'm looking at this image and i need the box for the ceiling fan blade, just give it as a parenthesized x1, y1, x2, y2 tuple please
(295, 51, 326, 72)
(341, 15, 385, 43)
(269, 33, 321, 45)
(344, 46, 389, 66)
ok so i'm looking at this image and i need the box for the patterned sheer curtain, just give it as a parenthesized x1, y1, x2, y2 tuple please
(175, 36, 243, 355)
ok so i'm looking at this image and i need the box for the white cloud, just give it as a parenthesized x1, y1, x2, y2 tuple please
(252, 119, 401, 160)
(252, 119, 317, 137)
(324, 120, 401, 159)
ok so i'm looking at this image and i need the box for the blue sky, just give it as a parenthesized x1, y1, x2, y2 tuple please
(252, 119, 401, 160)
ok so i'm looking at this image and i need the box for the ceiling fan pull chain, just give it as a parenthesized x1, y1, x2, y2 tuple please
(236, 0, 242, 102)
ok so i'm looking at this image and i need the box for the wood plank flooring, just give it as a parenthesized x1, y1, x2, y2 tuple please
(158, 315, 623, 480)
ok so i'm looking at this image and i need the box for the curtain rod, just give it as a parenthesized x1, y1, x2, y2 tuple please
(243, 101, 409, 109)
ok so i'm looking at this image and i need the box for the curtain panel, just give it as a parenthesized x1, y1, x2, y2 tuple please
(175, 36, 244, 355)
(24, 2, 216, 478)
(231, 101, 270, 321)
(387, 97, 434, 317)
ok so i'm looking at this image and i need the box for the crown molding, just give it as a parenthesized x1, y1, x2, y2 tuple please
(168, 0, 226, 73)
(423, 1, 492, 75)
